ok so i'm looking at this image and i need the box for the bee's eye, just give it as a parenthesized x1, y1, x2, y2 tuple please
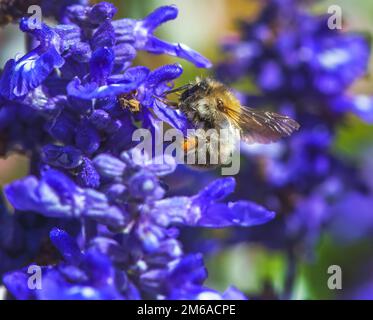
(217, 99, 225, 111)
(198, 81, 208, 91)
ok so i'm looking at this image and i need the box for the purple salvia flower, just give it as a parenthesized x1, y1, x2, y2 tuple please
(0, 2, 273, 300)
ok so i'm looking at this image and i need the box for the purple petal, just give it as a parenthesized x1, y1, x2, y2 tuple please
(46, 111, 77, 143)
(90, 47, 115, 85)
(82, 247, 116, 284)
(0, 19, 64, 99)
(196, 177, 236, 203)
(38, 266, 121, 300)
(42, 144, 83, 169)
(169, 254, 207, 287)
(75, 123, 100, 155)
(145, 64, 183, 87)
(88, 109, 112, 130)
(92, 21, 116, 50)
(120, 66, 150, 84)
(152, 196, 192, 226)
(0, 49, 64, 99)
(77, 158, 101, 188)
(128, 170, 165, 200)
(88, 2, 117, 24)
(175, 43, 213, 68)
(136, 217, 168, 252)
(5, 176, 47, 213)
(141, 5, 178, 32)
(144, 155, 177, 176)
(3, 269, 35, 300)
(90, 237, 128, 264)
(4, 170, 82, 218)
(113, 43, 137, 65)
(189, 200, 275, 228)
(67, 74, 142, 99)
(49, 228, 83, 265)
(58, 265, 88, 283)
(93, 154, 126, 178)
(83, 189, 127, 227)
(152, 100, 190, 133)
(144, 36, 212, 68)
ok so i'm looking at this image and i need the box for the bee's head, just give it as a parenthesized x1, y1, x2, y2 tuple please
(180, 78, 210, 101)
(180, 78, 242, 128)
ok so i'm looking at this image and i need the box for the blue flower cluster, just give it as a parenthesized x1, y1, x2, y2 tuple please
(215, 0, 373, 298)
(0, 2, 275, 299)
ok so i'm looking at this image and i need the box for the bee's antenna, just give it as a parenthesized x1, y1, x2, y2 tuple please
(162, 83, 194, 96)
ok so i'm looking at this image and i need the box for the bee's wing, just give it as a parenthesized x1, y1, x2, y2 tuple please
(236, 106, 300, 144)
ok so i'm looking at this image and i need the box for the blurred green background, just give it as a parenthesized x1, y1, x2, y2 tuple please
(1, 0, 373, 299)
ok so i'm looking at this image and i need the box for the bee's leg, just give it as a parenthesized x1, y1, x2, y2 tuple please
(118, 96, 129, 110)
(182, 136, 197, 154)
(154, 96, 179, 109)
(128, 99, 141, 112)
(181, 136, 217, 169)
(118, 95, 141, 113)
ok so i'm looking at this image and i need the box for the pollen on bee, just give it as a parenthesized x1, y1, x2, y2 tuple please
(118, 92, 141, 113)
(182, 136, 197, 153)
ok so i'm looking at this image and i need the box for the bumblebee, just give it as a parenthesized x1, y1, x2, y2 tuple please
(160, 78, 300, 167)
